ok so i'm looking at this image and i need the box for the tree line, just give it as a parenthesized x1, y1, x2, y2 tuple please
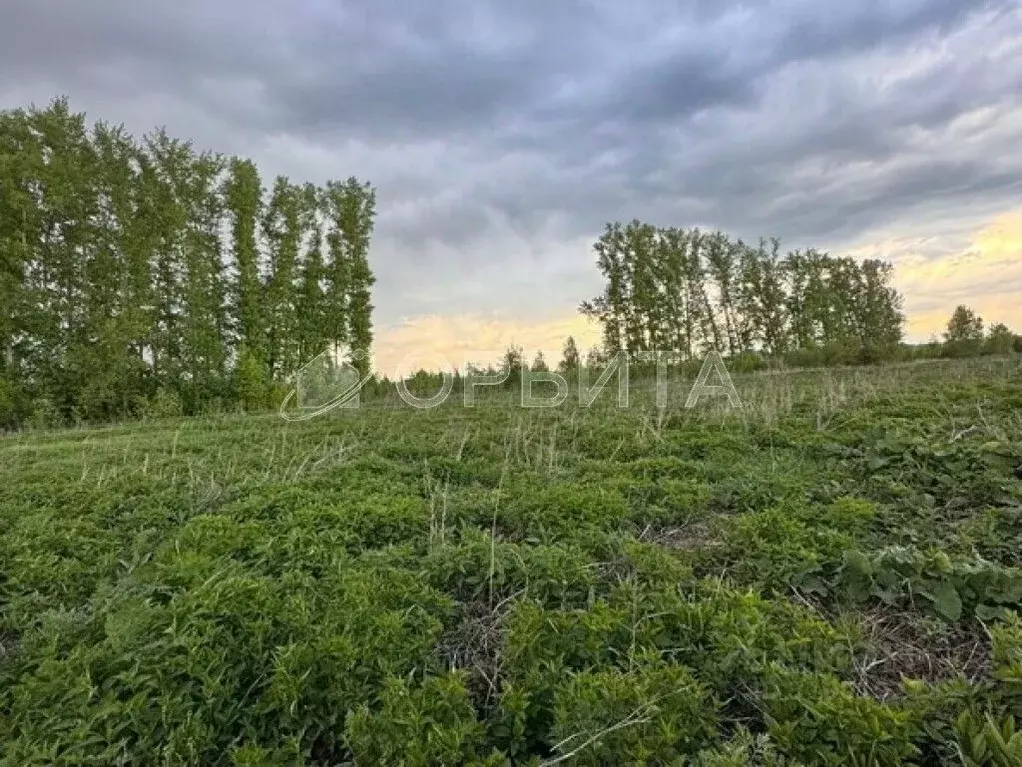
(0, 98, 376, 428)
(936, 305, 1022, 358)
(579, 220, 906, 367)
(360, 228, 1022, 404)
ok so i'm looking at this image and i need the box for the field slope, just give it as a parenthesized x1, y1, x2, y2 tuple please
(2, 358, 1022, 765)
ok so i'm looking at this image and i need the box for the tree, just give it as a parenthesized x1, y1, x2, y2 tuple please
(581, 219, 905, 366)
(0, 96, 380, 427)
(848, 258, 904, 361)
(233, 343, 269, 411)
(179, 149, 229, 412)
(944, 305, 984, 342)
(944, 305, 984, 357)
(530, 350, 549, 372)
(224, 157, 265, 367)
(262, 175, 303, 382)
(295, 183, 327, 365)
(500, 344, 525, 387)
(984, 323, 1017, 356)
(558, 336, 581, 374)
(580, 222, 628, 355)
(322, 177, 377, 377)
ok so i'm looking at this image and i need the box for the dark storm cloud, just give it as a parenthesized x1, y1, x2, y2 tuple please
(1, 0, 1020, 321)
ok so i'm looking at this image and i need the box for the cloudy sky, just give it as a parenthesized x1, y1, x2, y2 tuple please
(3, 0, 1021, 374)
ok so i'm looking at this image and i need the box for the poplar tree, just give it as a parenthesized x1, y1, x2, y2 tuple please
(224, 157, 266, 364)
(224, 157, 268, 404)
(0, 95, 378, 426)
(143, 129, 193, 398)
(0, 107, 39, 423)
(262, 175, 303, 382)
(295, 183, 328, 364)
(77, 121, 140, 418)
(342, 178, 377, 377)
(180, 149, 228, 410)
(581, 220, 905, 365)
(580, 222, 628, 354)
(322, 177, 377, 376)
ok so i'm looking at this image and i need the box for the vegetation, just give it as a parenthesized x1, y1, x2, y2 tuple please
(3, 97, 1022, 764)
(0, 98, 375, 429)
(2, 356, 1022, 764)
(577, 223, 1021, 373)
(579, 221, 906, 366)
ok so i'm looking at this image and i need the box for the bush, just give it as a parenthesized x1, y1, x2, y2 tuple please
(143, 388, 184, 419)
(345, 673, 502, 766)
(0, 377, 28, 429)
(730, 351, 768, 374)
(835, 546, 1022, 622)
(26, 395, 60, 430)
(762, 665, 920, 765)
(548, 662, 719, 764)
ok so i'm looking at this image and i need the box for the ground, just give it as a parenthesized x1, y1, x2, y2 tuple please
(2, 357, 1022, 765)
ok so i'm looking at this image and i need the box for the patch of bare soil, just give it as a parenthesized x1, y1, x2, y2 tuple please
(850, 605, 991, 700)
(644, 520, 722, 551)
(0, 628, 19, 661)
(435, 595, 519, 713)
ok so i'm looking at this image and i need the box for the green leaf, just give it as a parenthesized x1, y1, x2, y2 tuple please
(976, 604, 1006, 622)
(932, 580, 963, 621)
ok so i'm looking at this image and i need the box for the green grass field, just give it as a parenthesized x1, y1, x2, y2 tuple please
(2, 357, 1022, 765)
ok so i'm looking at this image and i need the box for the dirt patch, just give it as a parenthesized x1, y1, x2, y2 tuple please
(0, 628, 19, 661)
(646, 520, 721, 551)
(435, 597, 516, 713)
(850, 606, 991, 700)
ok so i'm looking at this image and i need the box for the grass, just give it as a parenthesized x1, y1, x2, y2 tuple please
(2, 356, 1022, 764)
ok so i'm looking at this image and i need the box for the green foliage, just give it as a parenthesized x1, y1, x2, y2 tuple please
(500, 344, 526, 388)
(558, 335, 581, 374)
(761, 665, 920, 765)
(26, 396, 59, 430)
(345, 673, 502, 766)
(0, 97, 377, 428)
(548, 662, 719, 764)
(953, 711, 1022, 766)
(984, 323, 1018, 357)
(1, 561, 453, 763)
(689, 727, 795, 766)
(144, 387, 185, 419)
(835, 547, 1022, 622)
(234, 344, 270, 411)
(945, 304, 985, 348)
(581, 221, 905, 362)
(708, 497, 875, 592)
(2, 357, 1022, 763)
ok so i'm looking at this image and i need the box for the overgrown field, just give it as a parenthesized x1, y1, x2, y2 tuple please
(2, 357, 1022, 765)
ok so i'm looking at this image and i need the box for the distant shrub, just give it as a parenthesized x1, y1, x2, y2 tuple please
(143, 388, 184, 419)
(26, 395, 60, 429)
(985, 324, 1019, 356)
(0, 377, 27, 429)
(730, 351, 768, 374)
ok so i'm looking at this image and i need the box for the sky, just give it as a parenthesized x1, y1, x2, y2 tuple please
(2, 0, 1021, 376)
